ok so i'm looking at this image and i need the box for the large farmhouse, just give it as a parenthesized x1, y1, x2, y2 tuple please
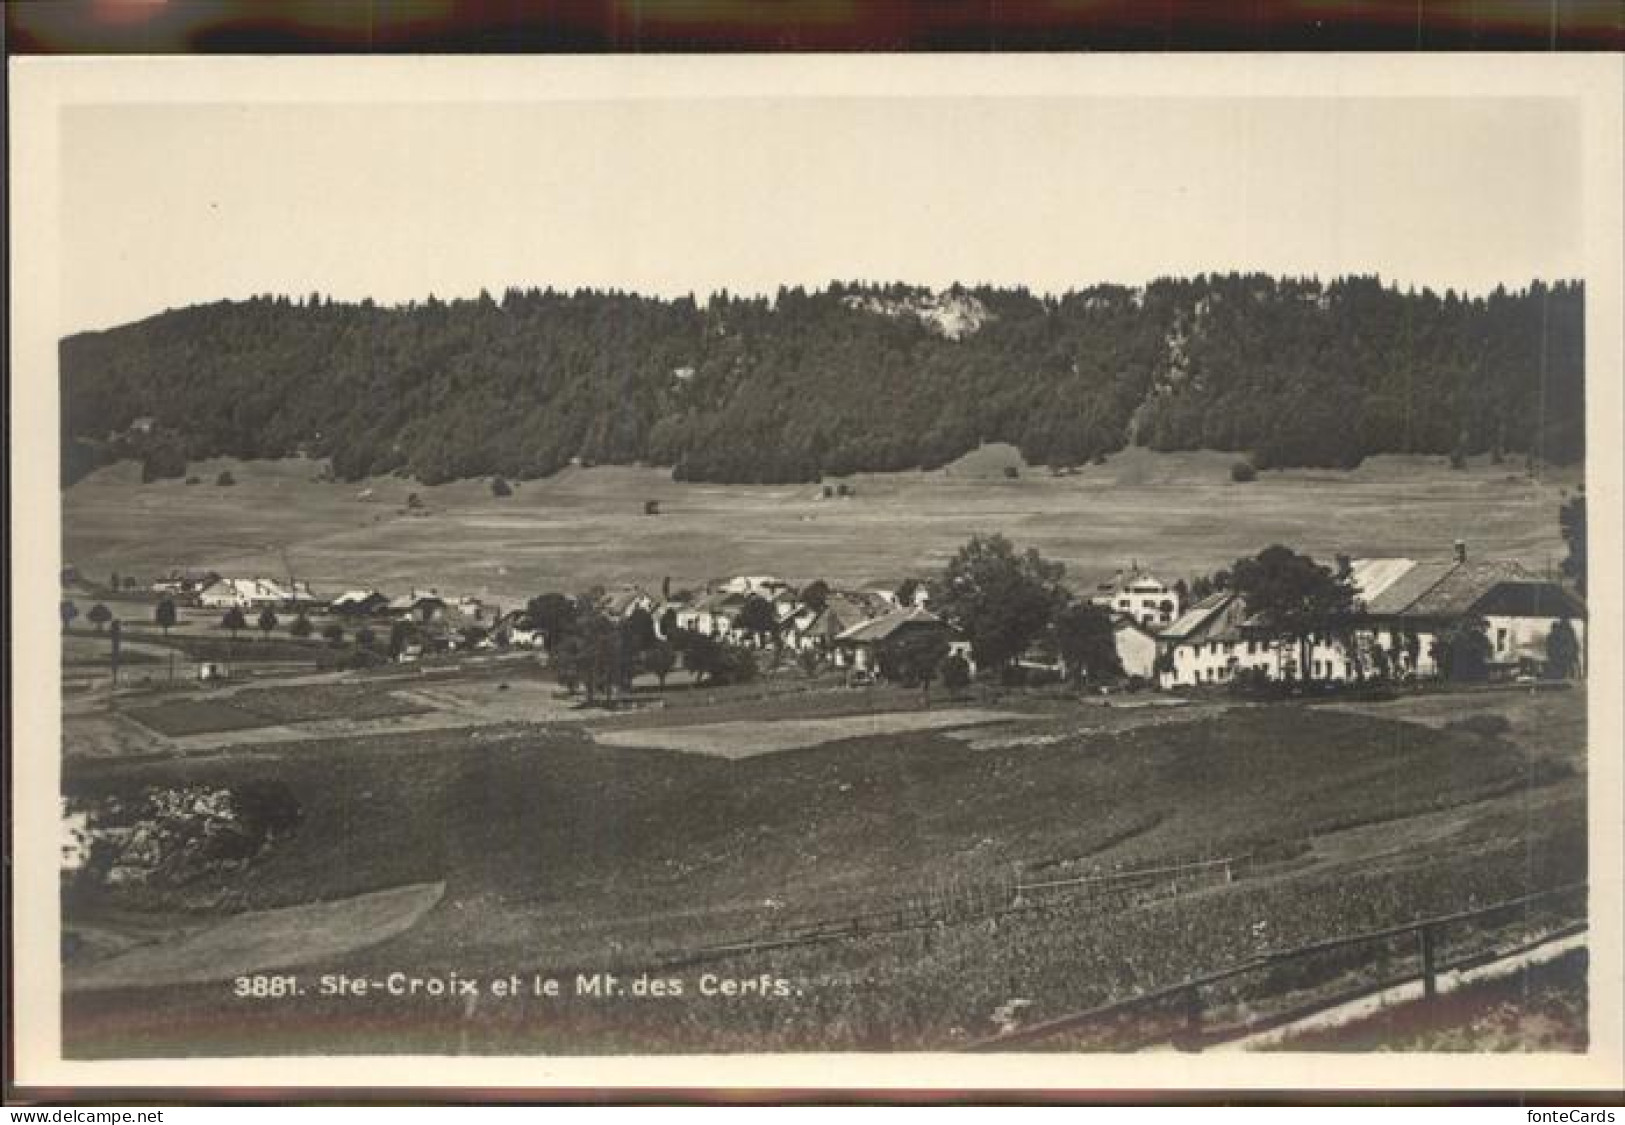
(197, 577, 294, 609)
(1351, 551, 1586, 679)
(1157, 547, 1586, 689)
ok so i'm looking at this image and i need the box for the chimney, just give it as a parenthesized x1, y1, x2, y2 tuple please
(1335, 554, 1352, 578)
(1453, 540, 1467, 564)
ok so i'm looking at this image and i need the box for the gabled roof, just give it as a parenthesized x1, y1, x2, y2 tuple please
(1361, 559, 1541, 619)
(835, 606, 949, 645)
(1346, 557, 1416, 606)
(1359, 561, 1457, 616)
(691, 590, 747, 615)
(1159, 592, 1238, 641)
(388, 590, 446, 611)
(600, 586, 651, 616)
(1405, 560, 1536, 617)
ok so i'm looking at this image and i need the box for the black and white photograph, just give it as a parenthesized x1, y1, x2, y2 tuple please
(9, 53, 1623, 1094)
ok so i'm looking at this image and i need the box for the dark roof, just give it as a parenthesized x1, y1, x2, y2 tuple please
(1468, 580, 1586, 619)
(836, 606, 949, 645)
(1404, 560, 1536, 617)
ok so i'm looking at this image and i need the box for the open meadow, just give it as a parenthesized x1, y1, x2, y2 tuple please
(62, 448, 1579, 604)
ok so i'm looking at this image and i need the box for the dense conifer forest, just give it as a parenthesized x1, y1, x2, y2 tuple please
(60, 275, 1584, 487)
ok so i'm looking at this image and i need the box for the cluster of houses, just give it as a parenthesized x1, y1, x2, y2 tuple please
(124, 538, 1585, 688)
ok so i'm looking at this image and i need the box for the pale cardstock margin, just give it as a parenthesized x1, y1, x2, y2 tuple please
(8, 52, 1623, 1094)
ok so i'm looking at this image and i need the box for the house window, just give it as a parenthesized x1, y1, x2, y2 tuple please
(1496, 628, 1508, 652)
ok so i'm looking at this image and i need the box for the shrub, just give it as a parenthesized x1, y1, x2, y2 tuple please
(216, 470, 236, 486)
(490, 475, 513, 497)
(1002, 465, 1020, 480)
(1230, 460, 1258, 483)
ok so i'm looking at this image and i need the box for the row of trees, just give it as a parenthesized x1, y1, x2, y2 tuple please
(63, 275, 1584, 487)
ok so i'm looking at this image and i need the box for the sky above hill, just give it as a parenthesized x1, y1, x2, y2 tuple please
(58, 90, 1581, 335)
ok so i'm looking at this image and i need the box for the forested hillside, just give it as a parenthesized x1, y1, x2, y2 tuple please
(60, 275, 1584, 487)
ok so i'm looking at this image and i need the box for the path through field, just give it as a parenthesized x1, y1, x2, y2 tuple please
(66, 881, 446, 991)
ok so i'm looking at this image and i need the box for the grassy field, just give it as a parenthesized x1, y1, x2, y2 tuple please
(62, 448, 1579, 604)
(126, 685, 433, 737)
(61, 686, 1587, 1055)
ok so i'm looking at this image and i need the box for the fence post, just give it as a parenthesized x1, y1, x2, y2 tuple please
(1183, 984, 1202, 1042)
(1418, 924, 1437, 998)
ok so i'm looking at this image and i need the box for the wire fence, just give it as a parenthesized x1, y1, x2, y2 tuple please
(963, 881, 1588, 1051)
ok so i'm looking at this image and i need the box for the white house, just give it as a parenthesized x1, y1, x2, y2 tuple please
(1091, 567, 1182, 630)
(196, 577, 290, 609)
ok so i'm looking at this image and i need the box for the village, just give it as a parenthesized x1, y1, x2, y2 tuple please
(60, 532, 1587, 704)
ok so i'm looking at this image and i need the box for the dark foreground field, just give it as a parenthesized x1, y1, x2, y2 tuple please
(61, 687, 1588, 1056)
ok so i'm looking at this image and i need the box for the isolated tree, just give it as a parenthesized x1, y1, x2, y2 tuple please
(1545, 617, 1580, 680)
(1432, 616, 1492, 682)
(525, 593, 579, 653)
(736, 594, 778, 646)
(221, 606, 247, 639)
(321, 622, 345, 647)
(681, 633, 726, 685)
(932, 533, 1068, 672)
(154, 597, 178, 637)
(388, 620, 414, 658)
(877, 630, 950, 702)
(623, 606, 657, 651)
(110, 571, 121, 592)
(61, 600, 80, 633)
(257, 607, 279, 639)
(570, 611, 629, 701)
(553, 636, 584, 696)
(490, 475, 513, 498)
(87, 603, 112, 634)
(1052, 603, 1122, 683)
(1229, 545, 1355, 682)
(643, 641, 676, 689)
(288, 612, 314, 640)
(1559, 489, 1587, 596)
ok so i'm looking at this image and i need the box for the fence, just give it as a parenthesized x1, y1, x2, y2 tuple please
(964, 881, 1587, 1051)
